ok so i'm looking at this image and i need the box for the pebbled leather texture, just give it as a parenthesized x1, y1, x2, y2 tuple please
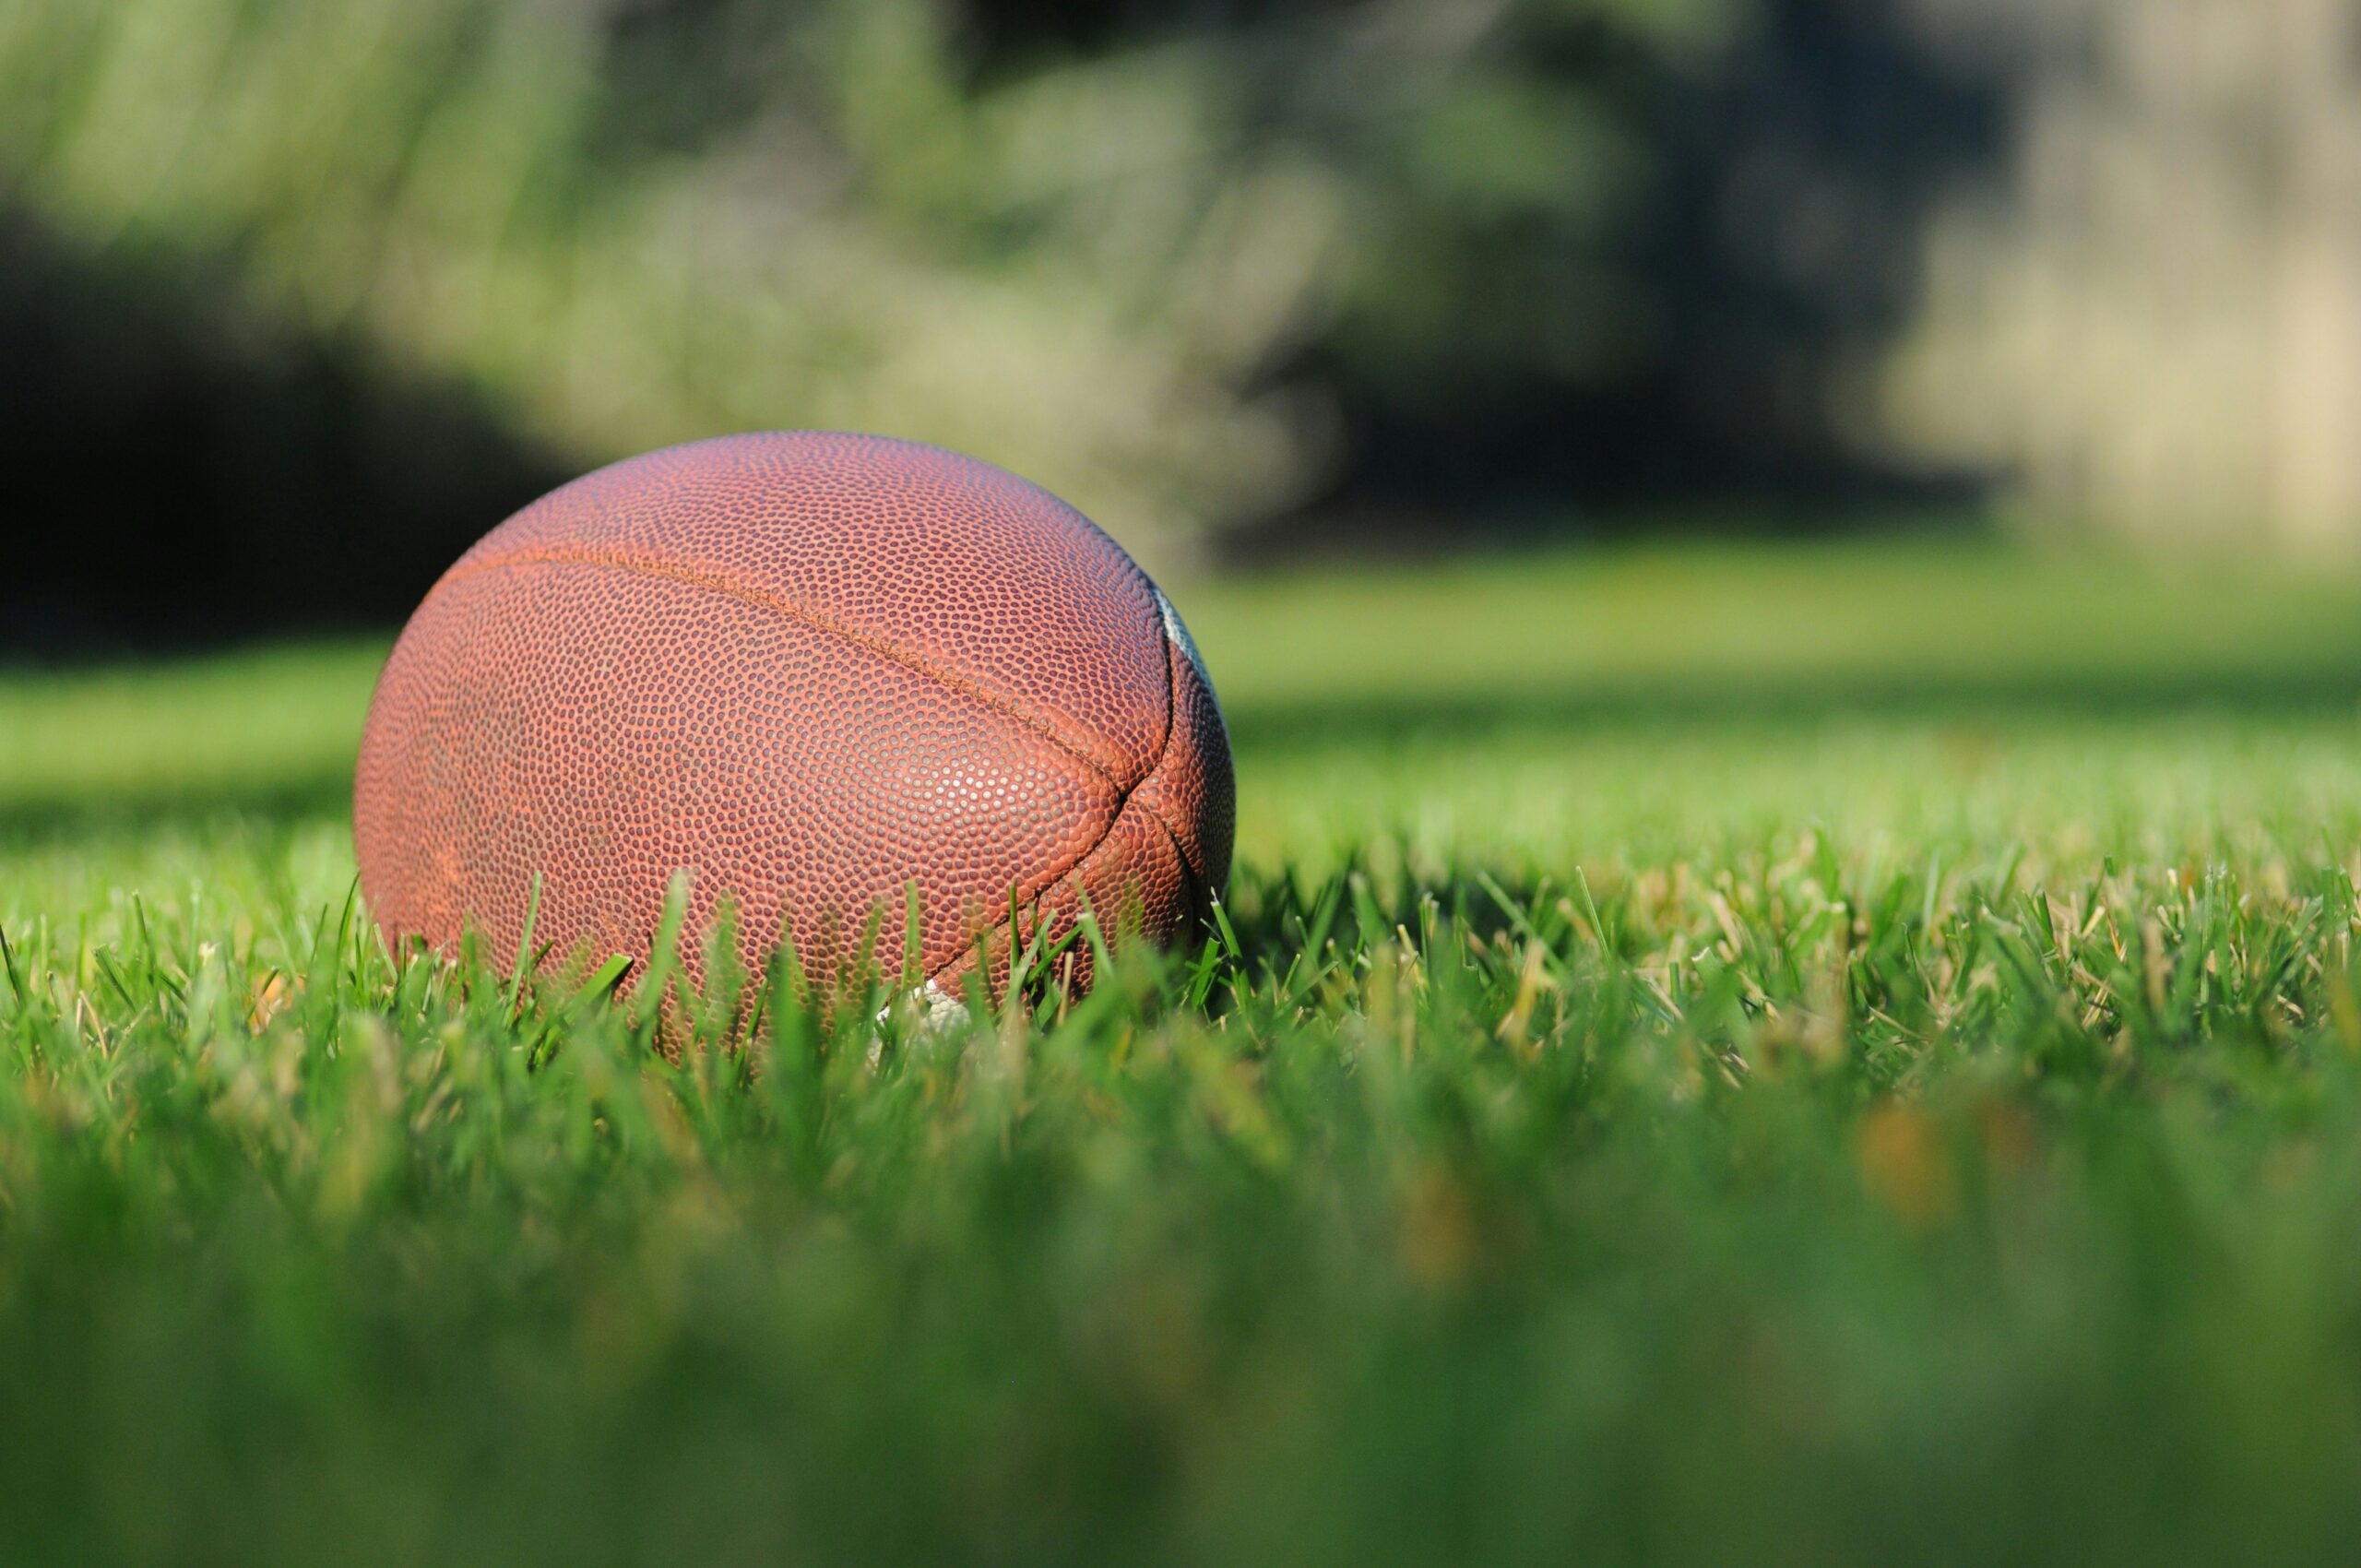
(352, 432, 1235, 999)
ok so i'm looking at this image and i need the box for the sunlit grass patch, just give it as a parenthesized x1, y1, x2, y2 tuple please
(8, 540, 2361, 1563)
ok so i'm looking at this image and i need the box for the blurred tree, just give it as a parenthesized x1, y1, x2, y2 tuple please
(0, 211, 569, 654)
(0, 0, 1336, 636)
(0, 0, 2012, 647)
(950, 0, 2004, 531)
(1889, 0, 2361, 553)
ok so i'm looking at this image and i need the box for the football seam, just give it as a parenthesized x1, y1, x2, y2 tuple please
(1142, 802, 1205, 924)
(432, 545, 1184, 984)
(923, 610, 1181, 983)
(437, 547, 1146, 793)
(1141, 587, 1221, 885)
(923, 782, 1153, 986)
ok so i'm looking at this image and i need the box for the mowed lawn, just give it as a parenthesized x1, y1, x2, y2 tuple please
(10, 537, 2361, 1564)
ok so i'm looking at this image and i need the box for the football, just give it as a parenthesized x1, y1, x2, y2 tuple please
(352, 432, 1234, 1002)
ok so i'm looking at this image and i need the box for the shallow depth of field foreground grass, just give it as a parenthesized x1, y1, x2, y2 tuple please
(12, 539, 2361, 1564)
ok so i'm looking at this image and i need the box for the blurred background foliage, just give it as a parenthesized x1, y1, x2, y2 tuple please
(4, 0, 2353, 650)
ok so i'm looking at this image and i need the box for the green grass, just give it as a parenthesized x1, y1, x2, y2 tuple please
(11, 538, 2361, 1565)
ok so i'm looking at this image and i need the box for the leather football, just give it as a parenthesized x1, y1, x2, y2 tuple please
(352, 432, 1234, 1002)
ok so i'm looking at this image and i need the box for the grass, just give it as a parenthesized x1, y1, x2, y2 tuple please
(10, 537, 2361, 1564)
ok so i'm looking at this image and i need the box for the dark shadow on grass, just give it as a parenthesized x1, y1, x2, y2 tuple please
(0, 769, 356, 840)
(1221, 667, 2361, 754)
(12, 664, 2361, 842)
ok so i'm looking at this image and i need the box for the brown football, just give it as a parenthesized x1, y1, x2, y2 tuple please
(352, 432, 1233, 1002)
